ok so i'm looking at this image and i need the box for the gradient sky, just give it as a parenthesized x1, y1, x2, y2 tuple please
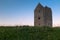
(0, 0, 60, 27)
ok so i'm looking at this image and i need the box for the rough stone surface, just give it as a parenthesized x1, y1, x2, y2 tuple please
(34, 3, 52, 27)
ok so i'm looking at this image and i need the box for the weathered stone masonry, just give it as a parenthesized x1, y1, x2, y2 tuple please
(34, 3, 52, 27)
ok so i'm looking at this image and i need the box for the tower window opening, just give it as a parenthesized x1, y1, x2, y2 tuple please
(38, 17, 40, 20)
(39, 23, 40, 25)
(39, 10, 40, 13)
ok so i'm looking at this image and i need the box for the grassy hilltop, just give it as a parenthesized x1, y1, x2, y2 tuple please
(0, 26, 60, 40)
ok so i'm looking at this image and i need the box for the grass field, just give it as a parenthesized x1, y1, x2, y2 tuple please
(0, 26, 60, 40)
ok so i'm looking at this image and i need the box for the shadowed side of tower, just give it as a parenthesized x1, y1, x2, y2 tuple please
(43, 6, 52, 27)
(34, 3, 52, 27)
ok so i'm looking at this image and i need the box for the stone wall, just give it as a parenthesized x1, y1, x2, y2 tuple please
(34, 3, 52, 27)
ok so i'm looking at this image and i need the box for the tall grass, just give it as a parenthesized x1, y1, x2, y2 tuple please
(0, 26, 60, 40)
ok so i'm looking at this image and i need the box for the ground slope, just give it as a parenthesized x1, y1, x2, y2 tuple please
(0, 26, 60, 40)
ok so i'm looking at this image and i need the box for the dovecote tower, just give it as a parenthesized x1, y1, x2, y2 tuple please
(34, 3, 52, 27)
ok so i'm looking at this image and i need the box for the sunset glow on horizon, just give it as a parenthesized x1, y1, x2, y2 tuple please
(0, 0, 60, 27)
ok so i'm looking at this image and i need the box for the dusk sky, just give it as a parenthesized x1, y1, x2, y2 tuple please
(0, 0, 60, 27)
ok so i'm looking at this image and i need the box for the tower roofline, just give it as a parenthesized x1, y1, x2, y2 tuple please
(34, 3, 43, 11)
(45, 6, 51, 9)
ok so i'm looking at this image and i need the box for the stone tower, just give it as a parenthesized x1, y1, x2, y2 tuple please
(34, 3, 52, 27)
